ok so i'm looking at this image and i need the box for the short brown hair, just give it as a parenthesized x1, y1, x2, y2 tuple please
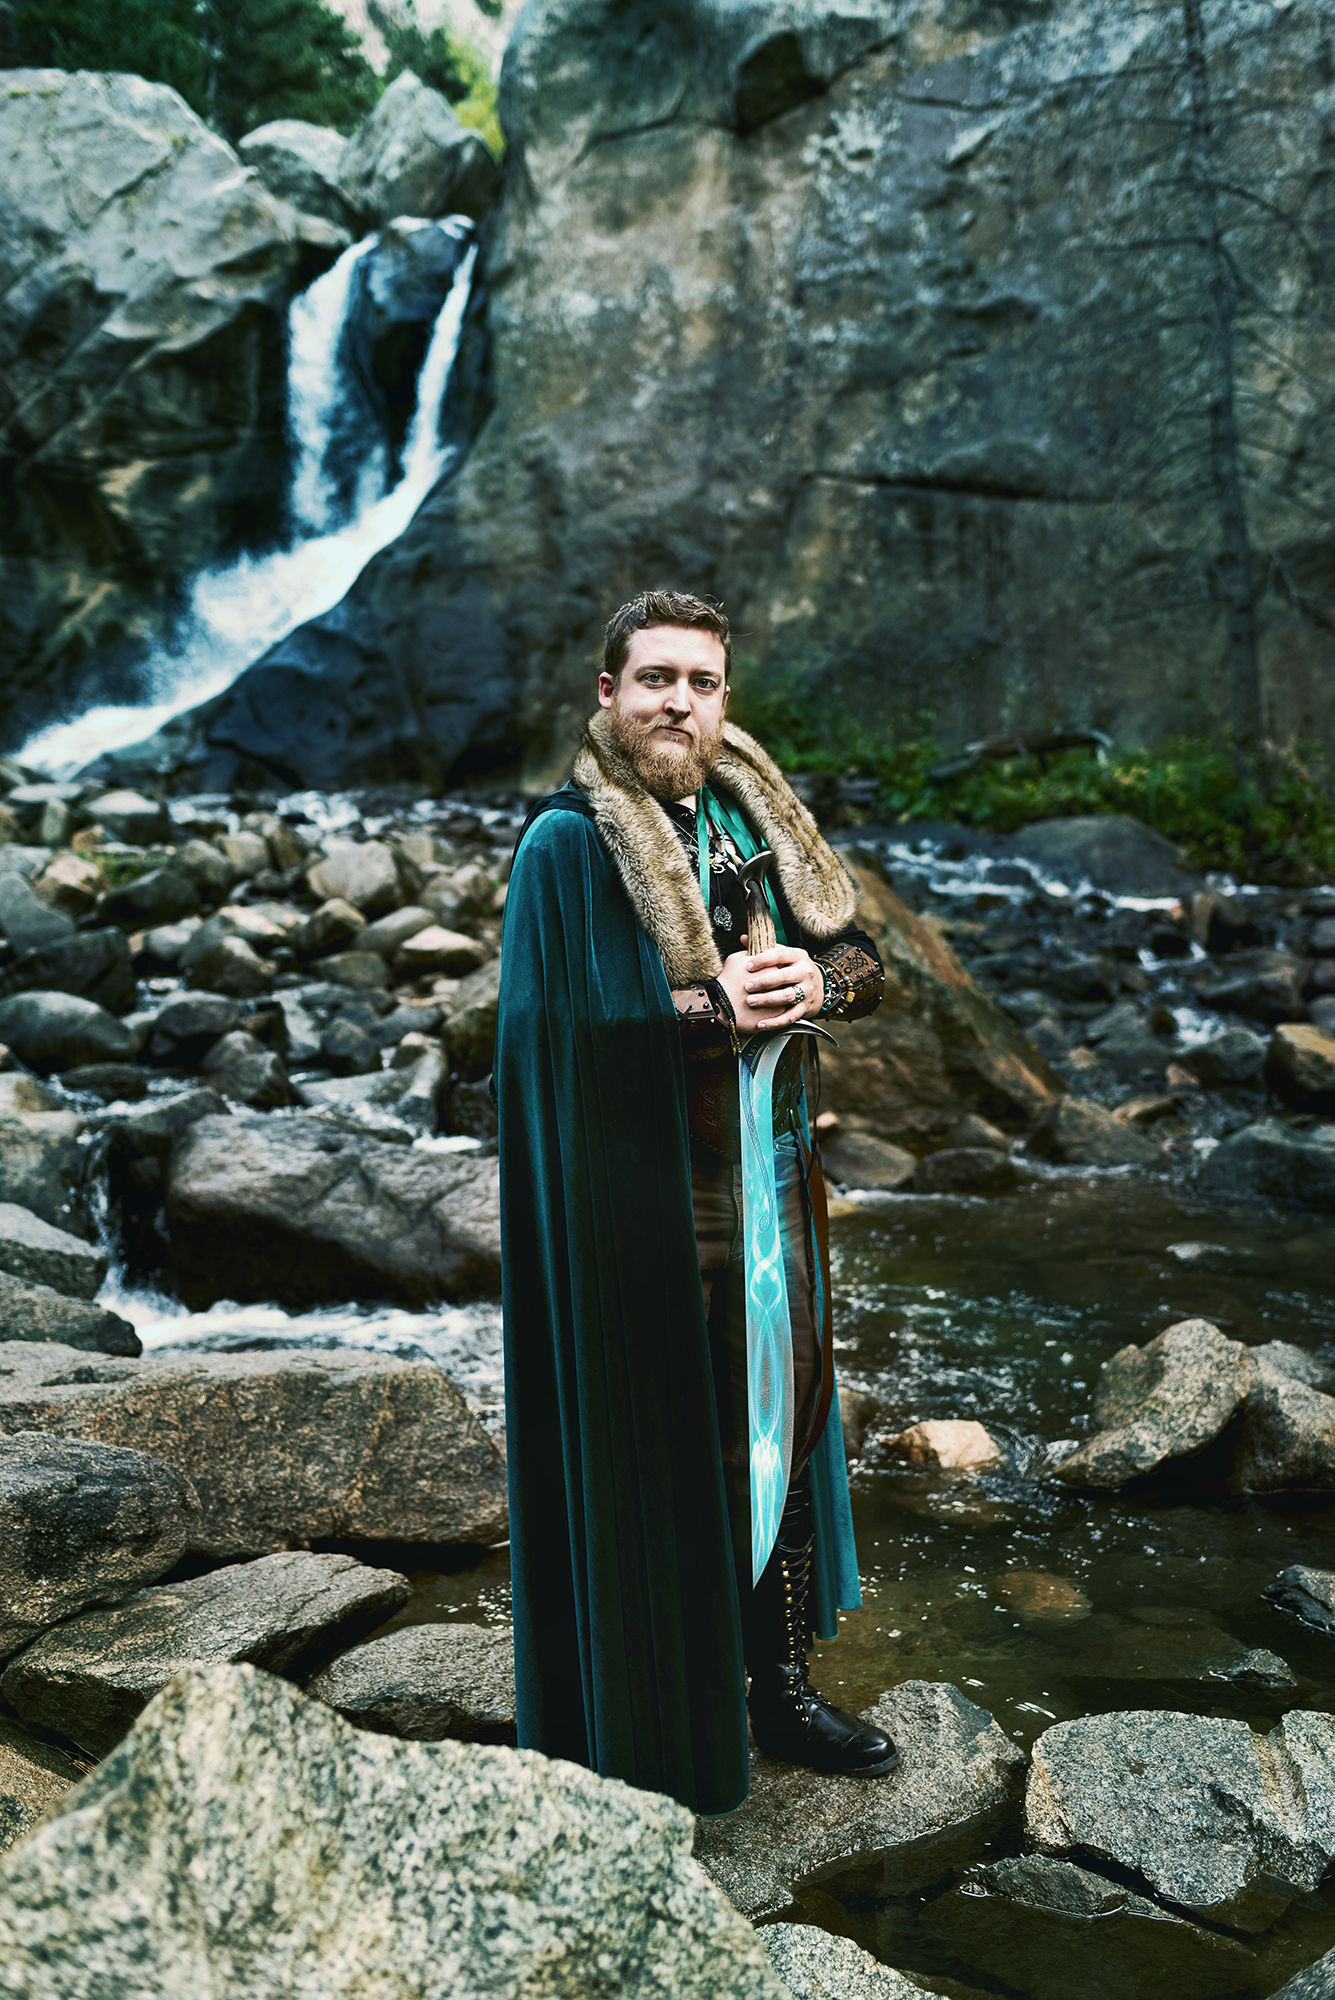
(603, 590, 731, 683)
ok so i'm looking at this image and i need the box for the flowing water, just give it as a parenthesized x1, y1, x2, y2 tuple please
(21, 223, 478, 781)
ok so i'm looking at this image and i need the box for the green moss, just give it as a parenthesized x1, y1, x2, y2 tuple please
(729, 662, 1335, 883)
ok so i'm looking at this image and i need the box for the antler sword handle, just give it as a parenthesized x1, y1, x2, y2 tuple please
(738, 850, 778, 957)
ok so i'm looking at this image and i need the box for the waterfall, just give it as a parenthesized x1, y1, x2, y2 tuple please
(23, 227, 479, 780)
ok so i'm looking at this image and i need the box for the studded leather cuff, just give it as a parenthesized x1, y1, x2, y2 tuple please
(814, 938, 884, 1021)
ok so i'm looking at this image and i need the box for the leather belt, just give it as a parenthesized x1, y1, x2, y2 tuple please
(685, 1043, 804, 1159)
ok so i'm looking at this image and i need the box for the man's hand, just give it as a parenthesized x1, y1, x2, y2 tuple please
(717, 942, 825, 1032)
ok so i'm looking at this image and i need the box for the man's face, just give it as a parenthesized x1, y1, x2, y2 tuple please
(598, 625, 729, 801)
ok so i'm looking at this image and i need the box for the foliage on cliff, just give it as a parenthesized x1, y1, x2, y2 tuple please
(732, 667, 1335, 884)
(6, 0, 379, 137)
(373, 2, 503, 157)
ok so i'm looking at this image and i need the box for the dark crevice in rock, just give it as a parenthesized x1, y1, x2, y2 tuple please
(571, 89, 690, 168)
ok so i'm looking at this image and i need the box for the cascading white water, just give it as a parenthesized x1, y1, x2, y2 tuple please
(23, 228, 479, 779)
(288, 234, 379, 537)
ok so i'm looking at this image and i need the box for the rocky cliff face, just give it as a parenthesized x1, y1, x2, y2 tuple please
(166, 0, 1335, 793)
(0, 71, 334, 745)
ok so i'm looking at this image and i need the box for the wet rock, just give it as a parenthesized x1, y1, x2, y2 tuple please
(96, 868, 199, 931)
(0, 1340, 506, 1556)
(1059, 1607, 1294, 1691)
(216, 831, 270, 878)
(32, 852, 103, 919)
(1236, 1344, 1335, 1491)
(182, 930, 274, 998)
(166, 1109, 499, 1306)
(1187, 1026, 1268, 1086)
(1268, 1024, 1335, 1111)
(0, 1663, 787, 1999)
(396, 926, 491, 977)
(932, 1854, 1257, 2000)
(0, 1110, 84, 1229)
(0, 1204, 105, 1300)
(1270, 1946, 1335, 1998)
(356, 906, 435, 957)
(313, 949, 390, 989)
(1026, 1707, 1335, 1932)
(1008, 818, 1201, 900)
(693, 1681, 1026, 1921)
(760, 1925, 927, 1999)
(273, 989, 324, 1064)
(1052, 1319, 1257, 1489)
(339, 71, 500, 226)
(1200, 1118, 1335, 1213)
(913, 1148, 1019, 1195)
(943, 1113, 1011, 1150)
(1028, 1096, 1158, 1169)
(1113, 1092, 1180, 1129)
(1044, 954, 1122, 1005)
(83, 793, 170, 846)
(306, 840, 400, 914)
(172, 839, 240, 901)
(994, 1572, 1091, 1623)
(1, 1551, 410, 1758)
(148, 990, 242, 1063)
(879, 1421, 1004, 1473)
(440, 956, 502, 1078)
(320, 1016, 381, 1075)
(200, 1032, 293, 1109)
(1264, 1567, 1335, 1636)
(132, 919, 201, 972)
(238, 119, 353, 229)
(837, 1386, 878, 1461)
(0, 1718, 86, 1855)
(0, 875, 74, 955)
(306, 1621, 516, 1743)
(60, 1063, 148, 1102)
(823, 1131, 916, 1192)
(288, 897, 366, 956)
(0, 1433, 198, 1655)
(0, 1075, 55, 1116)
(817, 865, 1062, 1150)
(0, 992, 135, 1074)
(0, 1273, 140, 1357)
(0, 928, 135, 1014)
(1196, 953, 1307, 1027)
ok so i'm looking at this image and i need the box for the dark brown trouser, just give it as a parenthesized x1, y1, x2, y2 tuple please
(690, 1132, 821, 1578)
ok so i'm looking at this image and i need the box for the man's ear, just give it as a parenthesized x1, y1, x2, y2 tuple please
(597, 670, 616, 708)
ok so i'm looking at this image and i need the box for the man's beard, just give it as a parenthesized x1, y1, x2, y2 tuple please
(605, 704, 724, 801)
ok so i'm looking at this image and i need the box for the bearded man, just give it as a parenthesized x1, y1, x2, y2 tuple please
(495, 589, 894, 1817)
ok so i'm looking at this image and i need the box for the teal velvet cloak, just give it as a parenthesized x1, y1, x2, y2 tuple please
(496, 792, 859, 1817)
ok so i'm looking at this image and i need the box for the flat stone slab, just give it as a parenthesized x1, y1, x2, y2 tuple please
(1026, 1708, 1335, 1932)
(306, 1621, 516, 1742)
(1265, 1567, 1335, 1635)
(0, 1664, 789, 1998)
(1052, 1319, 1257, 1489)
(165, 1110, 500, 1307)
(1236, 1344, 1335, 1491)
(1200, 1118, 1335, 1213)
(1270, 1945, 1335, 1998)
(760, 1923, 928, 1997)
(931, 1854, 1258, 2000)
(0, 1203, 105, 1300)
(0, 1271, 140, 1356)
(0, 1431, 199, 1656)
(1, 1551, 410, 1758)
(693, 1681, 1026, 1921)
(0, 1341, 507, 1558)
(0, 1718, 87, 1856)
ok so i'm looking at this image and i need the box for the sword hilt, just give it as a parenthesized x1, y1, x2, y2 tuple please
(739, 850, 778, 957)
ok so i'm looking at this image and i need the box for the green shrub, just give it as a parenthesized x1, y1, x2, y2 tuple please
(729, 662, 1335, 882)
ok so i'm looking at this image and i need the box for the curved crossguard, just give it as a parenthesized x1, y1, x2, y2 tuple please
(738, 850, 778, 957)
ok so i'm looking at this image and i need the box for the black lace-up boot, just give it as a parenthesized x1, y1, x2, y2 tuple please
(743, 1475, 899, 1778)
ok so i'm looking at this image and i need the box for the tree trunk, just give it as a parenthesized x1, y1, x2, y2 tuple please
(1182, 0, 1263, 749)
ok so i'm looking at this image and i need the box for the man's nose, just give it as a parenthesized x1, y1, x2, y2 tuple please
(663, 685, 690, 714)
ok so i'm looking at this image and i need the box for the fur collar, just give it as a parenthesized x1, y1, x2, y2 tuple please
(571, 711, 857, 986)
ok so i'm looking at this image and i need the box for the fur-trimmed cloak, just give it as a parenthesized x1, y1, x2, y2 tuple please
(495, 715, 862, 1815)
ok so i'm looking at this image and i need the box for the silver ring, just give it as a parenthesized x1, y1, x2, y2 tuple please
(791, 983, 803, 1005)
